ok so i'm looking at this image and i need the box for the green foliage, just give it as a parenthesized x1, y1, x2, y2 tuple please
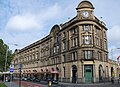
(0, 39, 13, 72)
(0, 83, 7, 87)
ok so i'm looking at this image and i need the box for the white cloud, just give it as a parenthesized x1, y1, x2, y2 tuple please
(39, 3, 61, 20)
(2, 3, 63, 52)
(108, 25, 120, 46)
(5, 3, 61, 32)
(6, 14, 42, 31)
(107, 25, 120, 60)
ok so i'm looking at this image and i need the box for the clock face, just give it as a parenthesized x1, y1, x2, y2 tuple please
(82, 11, 89, 17)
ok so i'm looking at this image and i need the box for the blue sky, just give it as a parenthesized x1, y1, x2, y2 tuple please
(0, 0, 120, 60)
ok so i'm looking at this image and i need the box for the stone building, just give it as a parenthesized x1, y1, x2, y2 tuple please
(12, 0, 119, 83)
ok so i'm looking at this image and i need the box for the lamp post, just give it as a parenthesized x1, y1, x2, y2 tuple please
(4, 43, 18, 82)
(4, 45, 8, 82)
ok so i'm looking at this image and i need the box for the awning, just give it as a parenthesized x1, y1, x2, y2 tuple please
(51, 71, 59, 73)
(51, 67, 59, 73)
(33, 70, 37, 73)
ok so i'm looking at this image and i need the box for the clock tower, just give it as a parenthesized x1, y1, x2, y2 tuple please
(76, 0, 95, 19)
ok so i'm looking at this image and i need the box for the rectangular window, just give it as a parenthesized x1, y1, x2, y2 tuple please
(63, 32, 66, 38)
(55, 36, 59, 43)
(98, 51, 101, 60)
(95, 27, 99, 34)
(54, 47, 56, 53)
(104, 40, 107, 50)
(72, 38, 77, 47)
(89, 36, 92, 44)
(84, 50, 93, 59)
(72, 28, 77, 34)
(57, 46, 59, 52)
(105, 54, 108, 61)
(70, 28, 78, 36)
(36, 53, 38, 59)
(83, 25, 90, 31)
(63, 54, 66, 62)
(82, 36, 85, 44)
(63, 41, 66, 50)
(85, 36, 89, 44)
(95, 37, 99, 46)
(104, 31, 106, 37)
(82, 35, 92, 45)
(72, 52, 77, 60)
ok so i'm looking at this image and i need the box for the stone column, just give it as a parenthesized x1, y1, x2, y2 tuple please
(82, 61, 85, 83)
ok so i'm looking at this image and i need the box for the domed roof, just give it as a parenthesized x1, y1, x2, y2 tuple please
(50, 24, 61, 36)
(76, 0, 94, 9)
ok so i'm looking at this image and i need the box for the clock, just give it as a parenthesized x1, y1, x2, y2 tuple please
(82, 11, 89, 18)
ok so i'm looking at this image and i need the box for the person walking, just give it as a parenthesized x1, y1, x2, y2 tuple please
(111, 71, 115, 84)
(103, 71, 105, 84)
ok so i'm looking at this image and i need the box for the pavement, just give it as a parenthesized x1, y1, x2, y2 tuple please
(1, 80, 120, 87)
(3, 81, 46, 87)
(4, 82, 19, 87)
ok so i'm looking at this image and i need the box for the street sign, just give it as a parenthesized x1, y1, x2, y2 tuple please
(10, 68, 14, 73)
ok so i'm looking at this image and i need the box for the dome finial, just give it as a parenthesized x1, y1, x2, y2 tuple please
(76, 0, 94, 10)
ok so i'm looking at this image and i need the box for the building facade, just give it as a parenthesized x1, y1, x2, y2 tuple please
(12, 1, 119, 83)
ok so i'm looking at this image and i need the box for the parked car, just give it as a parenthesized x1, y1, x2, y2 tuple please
(27, 77, 34, 81)
(34, 78, 41, 82)
(47, 78, 58, 84)
(52, 79, 58, 84)
(22, 77, 27, 81)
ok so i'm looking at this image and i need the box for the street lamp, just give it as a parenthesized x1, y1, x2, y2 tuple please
(4, 45, 8, 82)
(4, 43, 18, 82)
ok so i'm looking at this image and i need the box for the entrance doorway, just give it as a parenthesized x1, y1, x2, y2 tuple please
(99, 65, 103, 82)
(111, 67, 114, 77)
(72, 65, 77, 83)
(84, 65, 93, 83)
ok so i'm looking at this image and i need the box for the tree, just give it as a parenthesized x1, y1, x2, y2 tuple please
(0, 39, 13, 72)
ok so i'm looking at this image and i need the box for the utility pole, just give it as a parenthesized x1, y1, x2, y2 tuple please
(4, 46, 8, 82)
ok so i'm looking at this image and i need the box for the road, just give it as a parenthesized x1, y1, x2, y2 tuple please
(25, 81, 120, 87)
(15, 81, 46, 87)
(53, 83, 120, 87)
(5, 80, 120, 87)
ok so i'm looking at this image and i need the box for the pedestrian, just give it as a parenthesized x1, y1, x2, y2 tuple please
(118, 74, 120, 84)
(111, 71, 115, 84)
(103, 71, 105, 84)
